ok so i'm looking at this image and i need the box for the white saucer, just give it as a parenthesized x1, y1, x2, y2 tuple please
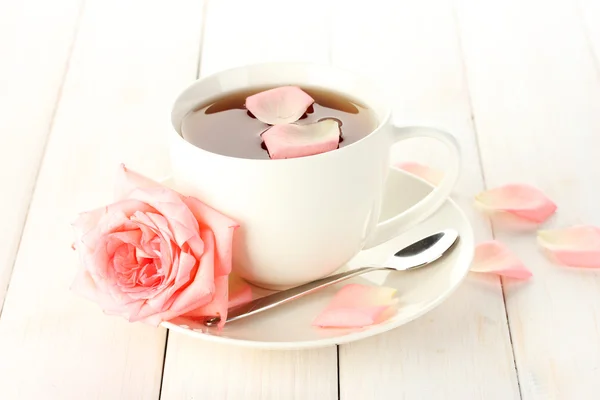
(161, 169, 474, 350)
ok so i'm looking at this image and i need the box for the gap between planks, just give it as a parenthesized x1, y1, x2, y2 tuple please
(450, 2, 523, 399)
(0, 0, 86, 316)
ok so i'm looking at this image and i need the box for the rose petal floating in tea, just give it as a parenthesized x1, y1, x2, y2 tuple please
(470, 240, 532, 279)
(537, 225, 600, 268)
(312, 284, 398, 328)
(262, 119, 341, 159)
(475, 183, 557, 223)
(245, 86, 314, 125)
(395, 161, 443, 186)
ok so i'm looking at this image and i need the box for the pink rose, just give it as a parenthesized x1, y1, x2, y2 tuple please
(71, 164, 240, 327)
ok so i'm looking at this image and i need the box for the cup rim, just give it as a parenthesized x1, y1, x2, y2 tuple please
(169, 61, 392, 163)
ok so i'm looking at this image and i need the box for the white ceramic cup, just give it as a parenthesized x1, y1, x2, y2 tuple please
(169, 62, 460, 290)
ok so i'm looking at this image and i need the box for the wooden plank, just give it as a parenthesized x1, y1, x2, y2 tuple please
(159, 1, 338, 399)
(0, 0, 83, 309)
(0, 0, 204, 398)
(198, 0, 330, 77)
(331, 1, 520, 398)
(161, 340, 337, 400)
(579, 0, 600, 69)
(456, 0, 600, 398)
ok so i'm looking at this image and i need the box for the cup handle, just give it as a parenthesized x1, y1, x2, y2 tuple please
(363, 125, 461, 249)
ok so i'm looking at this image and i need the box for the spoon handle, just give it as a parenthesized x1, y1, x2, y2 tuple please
(205, 266, 383, 326)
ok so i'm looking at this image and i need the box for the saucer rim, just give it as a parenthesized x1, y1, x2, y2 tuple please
(159, 172, 475, 350)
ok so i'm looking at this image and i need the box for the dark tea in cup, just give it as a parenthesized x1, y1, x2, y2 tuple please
(180, 86, 377, 160)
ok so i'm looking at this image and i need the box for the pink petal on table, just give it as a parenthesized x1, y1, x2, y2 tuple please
(245, 86, 314, 125)
(470, 240, 532, 279)
(262, 120, 340, 159)
(312, 284, 398, 328)
(537, 225, 600, 268)
(483, 212, 542, 233)
(394, 161, 443, 186)
(475, 184, 557, 223)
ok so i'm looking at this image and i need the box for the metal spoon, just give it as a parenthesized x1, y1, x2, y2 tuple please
(204, 229, 459, 327)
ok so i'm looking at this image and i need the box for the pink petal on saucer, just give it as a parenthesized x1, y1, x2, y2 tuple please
(312, 307, 391, 328)
(262, 120, 340, 159)
(312, 284, 398, 328)
(395, 161, 443, 186)
(245, 86, 314, 125)
(470, 240, 532, 279)
(537, 225, 600, 268)
(475, 184, 557, 223)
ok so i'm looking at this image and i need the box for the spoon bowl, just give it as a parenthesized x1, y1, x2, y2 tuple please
(386, 229, 459, 271)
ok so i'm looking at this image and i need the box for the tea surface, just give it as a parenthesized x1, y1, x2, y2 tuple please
(180, 86, 377, 159)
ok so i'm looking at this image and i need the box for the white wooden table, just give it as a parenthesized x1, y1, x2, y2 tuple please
(1, 0, 599, 398)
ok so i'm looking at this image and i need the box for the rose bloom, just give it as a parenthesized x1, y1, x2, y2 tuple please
(71, 164, 244, 327)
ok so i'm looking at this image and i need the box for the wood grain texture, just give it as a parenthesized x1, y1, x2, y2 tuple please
(578, 0, 600, 72)
(198, 0, 330, 77)
(456, 0, 600, 398)
(161, 339, 337, 400)
(331, 1, 520, 398)
(0, 0, 83, 310)
(0, 0, 204, 398)
(159, 1, 338, 399)
(3, 0, 598, 397)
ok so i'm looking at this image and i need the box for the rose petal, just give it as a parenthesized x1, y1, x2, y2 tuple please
(180, 274, 251, 329)
(129, 188, 200, 246)
(395, 161, 443, 186)
(475, 184, 557, 223)
(182, 275, 229, 328)
(262, 120, 340, 159)
(115, 163, 164, 201)
(312, 284, 398, 328)
(470, 240, 532, 279)
(116, 166, 236, 265)
(130, 211, 175, 245)
(537, 225, 600, 268)
(326, 284, 397, 308)
(115, 165, 203, 246)
(71, 268, 135, 316)
(245, 86, 314, 125)
(227, 274, 253, 309)
(70, 268, 100, 302)
(483, 212, 542, 232)
(73, 199, 154, 248)
(134, 229, 217, 325)
(311, 307, 391, 328)
(183, 196, 239, 277)
(72, 165, 242, 327)
(108, 230, 143, 248)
